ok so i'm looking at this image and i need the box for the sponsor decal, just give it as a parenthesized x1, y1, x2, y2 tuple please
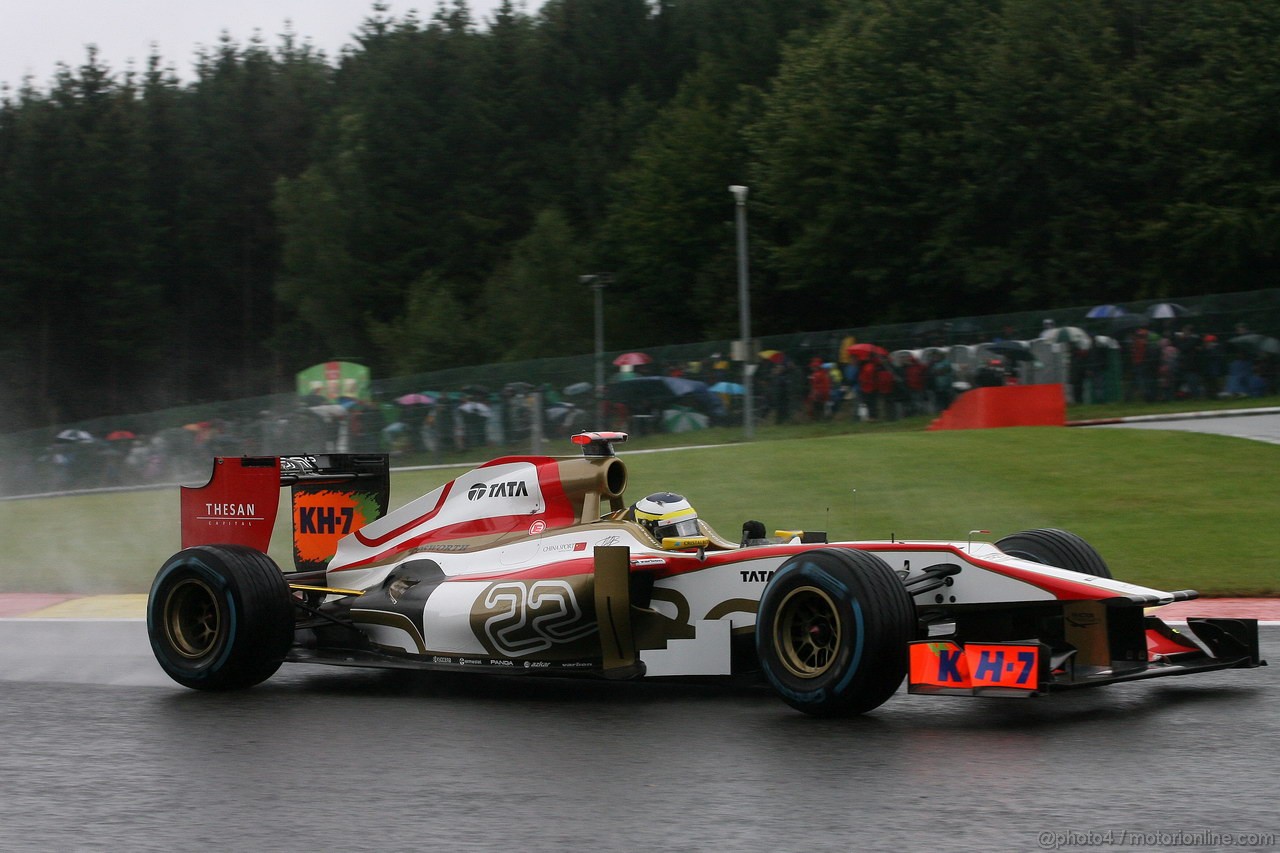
(739, 569, 775, 583)
(201, 502, 259, 518)
(431, 656, 453, 664)
(631, 557, 665, 567)
(529, 520, 547, 535)
(523, 661, 551, 669)
(538, 542, 587, 554)
(298, 505, 355, 535)
(293, 489, 382, 563)
(488, 659, 514, 667)
(597, 536, 621, 547)
(909, 641, 1039, 691)
(467, 480, 530, 501)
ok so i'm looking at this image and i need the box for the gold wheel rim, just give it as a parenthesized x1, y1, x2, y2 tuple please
(164, 577, 222, 659)
(774, 585, 841, 678)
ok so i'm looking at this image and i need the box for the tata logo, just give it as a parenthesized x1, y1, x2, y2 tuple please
(468, 481, 530, 501)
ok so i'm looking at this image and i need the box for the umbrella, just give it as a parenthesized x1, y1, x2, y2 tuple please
(308, 404, 348, 421)
(708, 381, 745, 395)
(458, 400, 493, 418)
(847, 343, 889, 360)
(612, 352, 652, 367)
(988, 340, 1034, 361)
(607, 376, 708, 405)
(1230, 334, 1280, 355)
(1146, 302, 1190, 320)
(55, 429, 94, 443)
(758, 349, 784, 363)
(105, 429, 137, 441)
(662, 407, 709, 433)
(920, 346, 948, 361)
(1045, 326, 1092, 350)
(1086, 304, 1127, 319)
(396, 393, 436, 406)
(563, 381, 593, 396)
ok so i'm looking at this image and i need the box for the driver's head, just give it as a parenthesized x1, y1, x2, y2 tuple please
(632, 492, 699, 541)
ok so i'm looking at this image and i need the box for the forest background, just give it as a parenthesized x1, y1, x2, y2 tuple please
(2, 0, 1277, 431)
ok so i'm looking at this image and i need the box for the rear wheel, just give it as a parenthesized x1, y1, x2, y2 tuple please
(147, 545, 295, 690)
(756, 549, 915, 716)
(995, 528, 1112, 578)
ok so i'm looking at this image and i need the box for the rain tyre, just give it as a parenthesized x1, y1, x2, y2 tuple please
(995, 528, 1112, 578)
(147, 545, 295, 690)
(756, 549, 915, 717)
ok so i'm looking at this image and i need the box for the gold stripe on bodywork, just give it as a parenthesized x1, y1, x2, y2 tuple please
(350, 609, 428, 654)
(704, 598, 759, 621)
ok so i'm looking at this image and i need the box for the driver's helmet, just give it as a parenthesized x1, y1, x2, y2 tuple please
(631, 492, 700, 541)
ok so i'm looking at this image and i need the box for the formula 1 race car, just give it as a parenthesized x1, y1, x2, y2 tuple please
(148, 432, 1264, 716)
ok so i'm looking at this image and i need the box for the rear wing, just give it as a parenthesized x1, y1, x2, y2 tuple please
(180, 454, 390, 572)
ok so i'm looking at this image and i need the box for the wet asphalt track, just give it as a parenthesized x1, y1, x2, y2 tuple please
(0, 621, 1275, 853)
(4, 411, 1277, 852)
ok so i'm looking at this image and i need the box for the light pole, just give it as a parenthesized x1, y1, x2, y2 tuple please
(580, 273, 610, 429)
(729, 185, 754, 439)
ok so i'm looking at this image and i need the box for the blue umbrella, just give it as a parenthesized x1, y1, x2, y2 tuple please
(709, 381, 745, 395)
(1086, 304, 1127, 319)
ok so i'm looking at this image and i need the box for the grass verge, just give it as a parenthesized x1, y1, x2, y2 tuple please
(3, 423, 1275, 597)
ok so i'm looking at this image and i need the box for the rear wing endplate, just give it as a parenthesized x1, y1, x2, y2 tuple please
(180, 454, 390, 572)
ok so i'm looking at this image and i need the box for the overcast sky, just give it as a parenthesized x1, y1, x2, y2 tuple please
(1, 0, 529, 91)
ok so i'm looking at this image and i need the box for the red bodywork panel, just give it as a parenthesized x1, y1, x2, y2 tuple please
(180, 457, 282, 554)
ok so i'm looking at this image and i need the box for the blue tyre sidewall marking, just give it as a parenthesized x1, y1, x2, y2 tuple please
(149, 554, 239, 678)
(833, 600, 864, 695)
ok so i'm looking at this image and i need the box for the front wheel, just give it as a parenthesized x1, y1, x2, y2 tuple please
(756, 549, 915, 717)
(147, 545, 295, 690)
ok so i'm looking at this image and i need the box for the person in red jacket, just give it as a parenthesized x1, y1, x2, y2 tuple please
(806, 358, 831, 420)
(875, 356, 897, 421)
(859, 356, 881, 421)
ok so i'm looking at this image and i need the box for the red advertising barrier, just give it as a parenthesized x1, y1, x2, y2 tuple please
(928, 383, 1066, 431)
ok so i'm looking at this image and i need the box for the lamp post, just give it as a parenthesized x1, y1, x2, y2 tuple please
(580, 273, 610, 428)
(729, 185, 754, 439)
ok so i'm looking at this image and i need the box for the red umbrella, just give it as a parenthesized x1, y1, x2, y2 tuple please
(847, 343, 888, 360)
(613, 352, 653, 367)
(106, 430, 137, 441)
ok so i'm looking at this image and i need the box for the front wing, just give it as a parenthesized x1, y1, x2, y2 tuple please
(909, 600, 1265, 698)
